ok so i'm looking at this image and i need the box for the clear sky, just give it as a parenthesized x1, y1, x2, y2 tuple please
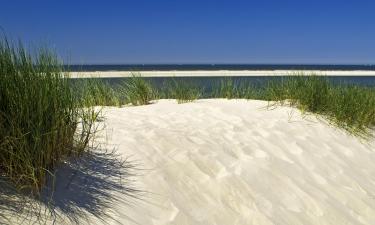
(1, 0, 374, 64)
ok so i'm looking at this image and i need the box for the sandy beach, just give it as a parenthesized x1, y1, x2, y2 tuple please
(70, 70, 375, 78)
(48, 99, 374, 225)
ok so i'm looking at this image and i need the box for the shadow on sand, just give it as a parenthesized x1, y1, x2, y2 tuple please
(0, 148, 142, 225)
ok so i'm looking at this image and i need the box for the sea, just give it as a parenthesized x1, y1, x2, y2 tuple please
(66, 64, 375, 88)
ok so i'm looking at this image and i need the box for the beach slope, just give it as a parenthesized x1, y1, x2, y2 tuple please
(69, 100, 375, 224)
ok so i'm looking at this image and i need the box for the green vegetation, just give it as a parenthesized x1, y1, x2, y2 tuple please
(329, 85, 375, 135)
(163, 78, 202, 103)
(73, 78, 121, 106)
(265, 74, 375, 137)
(265, 73, 331, 111)
(0, 38, 100, 221)
(214, 77, 238, 99)
(213, 78, 265, 99)
(119, 73, 155, 105)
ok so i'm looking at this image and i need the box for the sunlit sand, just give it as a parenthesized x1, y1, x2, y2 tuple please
(77, 99, 375, 225)
(70, 70, 375, 78)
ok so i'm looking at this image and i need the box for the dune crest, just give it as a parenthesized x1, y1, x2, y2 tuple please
(87, 100, 375, 224)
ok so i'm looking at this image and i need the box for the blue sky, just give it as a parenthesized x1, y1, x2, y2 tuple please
(1, 0, 374, 64)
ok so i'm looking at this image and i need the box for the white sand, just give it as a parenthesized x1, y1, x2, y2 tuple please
(70, 70, 375, 78)
(78, 99, 375, 225)
(14, 99, 375, 225)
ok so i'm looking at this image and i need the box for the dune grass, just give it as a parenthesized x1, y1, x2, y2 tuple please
(119, 73, 155, 105)
(0, 37, 100, 220)
(72, 78, 121, 107)
(212, 78, 265, 100)
(214, 77, 238, 99)
(265, 74, 375, 137)
(328, 86, 375, 134)
(163, 78, 202, 103)
(265, 74, 331, 112)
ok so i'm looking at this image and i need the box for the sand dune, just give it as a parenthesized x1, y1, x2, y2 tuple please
(78, 99, 375, 225)
(15, 100, 374, 224)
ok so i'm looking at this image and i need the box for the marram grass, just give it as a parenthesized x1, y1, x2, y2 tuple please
(265, 74, 375, 138)
(214, 78, 266, 100)
(119, 73, 155, 105)
(163, 78, 202, 103)
(0, 37, 99, 210)
(73, 78, 122, 106)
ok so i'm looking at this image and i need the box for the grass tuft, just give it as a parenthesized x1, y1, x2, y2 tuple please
(120, 73, 155, 105)
(266, 73, 375, 137)
(0, 37, 100, 220)
(214, 78, 238, 99)
(164, 78, 202, 103)
(73, 78, 121, 106)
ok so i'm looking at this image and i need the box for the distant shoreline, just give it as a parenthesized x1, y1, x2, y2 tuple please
(65, 64, 375, 72)
(70, 70, 375, 78)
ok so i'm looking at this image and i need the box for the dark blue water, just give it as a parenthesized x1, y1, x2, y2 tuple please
(79, 76, 375, 90)
(66, 64, 375, 72)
